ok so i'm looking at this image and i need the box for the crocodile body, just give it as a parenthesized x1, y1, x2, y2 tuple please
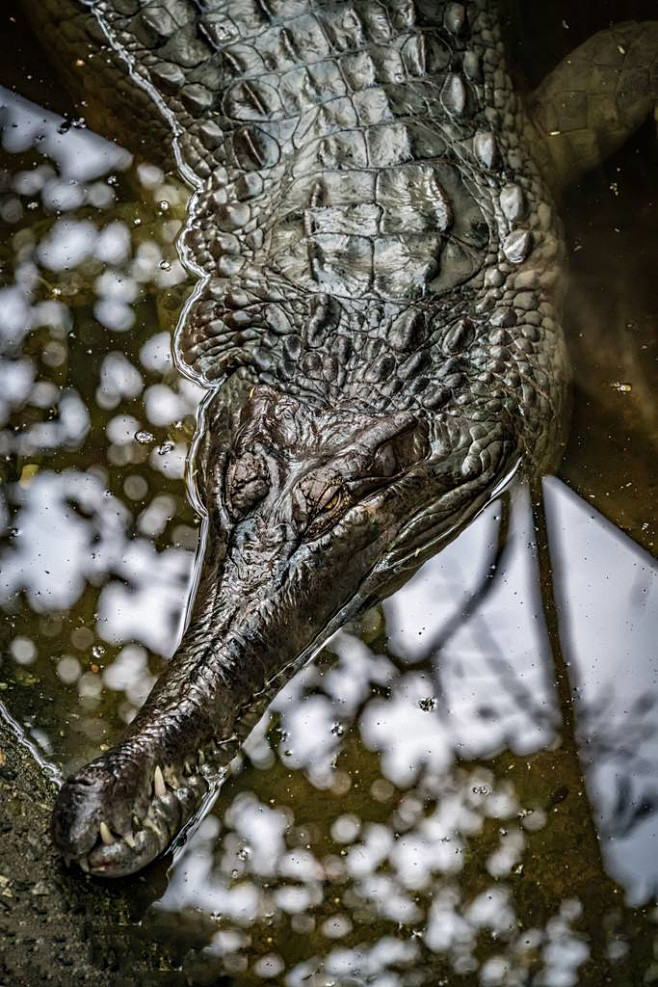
(24, 0, 657, 876)
(87, 0, 569, 463)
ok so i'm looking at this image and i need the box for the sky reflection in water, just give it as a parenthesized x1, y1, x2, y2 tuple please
(0, 85, 657, 986)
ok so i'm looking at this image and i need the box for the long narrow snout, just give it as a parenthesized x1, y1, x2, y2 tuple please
(51, 381, 472, 877)
(51, 501, 382, 877)
(52, 615, 293, 877)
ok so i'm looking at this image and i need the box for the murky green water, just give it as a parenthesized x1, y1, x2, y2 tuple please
(1, 3, 658, 984)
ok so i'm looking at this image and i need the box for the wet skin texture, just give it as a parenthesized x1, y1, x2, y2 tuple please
(33, 0, 658, 875)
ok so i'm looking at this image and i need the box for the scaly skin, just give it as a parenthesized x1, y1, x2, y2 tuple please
(34, 0, 577, 876)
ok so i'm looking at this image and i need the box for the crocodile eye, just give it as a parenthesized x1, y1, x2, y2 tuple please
(318, 485, 343, 513)
(300, 482, 350, 538)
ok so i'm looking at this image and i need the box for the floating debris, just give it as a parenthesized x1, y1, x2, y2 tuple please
(134, 429, 155, 444)
(19, 464, 39, 487)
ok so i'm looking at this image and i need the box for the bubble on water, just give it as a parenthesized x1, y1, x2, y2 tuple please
(134, 429, 155, 444)
(157, 440, 174, 455)
(159, 260, 171, 271)
(92, 644, 105, 659)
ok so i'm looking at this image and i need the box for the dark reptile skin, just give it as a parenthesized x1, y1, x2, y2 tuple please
(73, 0, 571, 472)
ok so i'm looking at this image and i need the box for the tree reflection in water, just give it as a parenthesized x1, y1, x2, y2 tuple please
(1, 85, 658, 986)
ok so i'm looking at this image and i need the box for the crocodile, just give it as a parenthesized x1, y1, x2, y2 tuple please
(22, 0, 658, 877)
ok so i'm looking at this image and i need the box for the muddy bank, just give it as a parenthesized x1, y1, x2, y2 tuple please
(0, 710, 183, 987)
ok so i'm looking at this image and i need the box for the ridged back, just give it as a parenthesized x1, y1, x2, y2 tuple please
(89, 0, 568, 463)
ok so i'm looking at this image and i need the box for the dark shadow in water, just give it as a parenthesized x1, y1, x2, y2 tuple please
(505, 0, 658, 556)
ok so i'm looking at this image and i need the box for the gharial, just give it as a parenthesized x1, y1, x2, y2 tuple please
(21, 0, 658, 876)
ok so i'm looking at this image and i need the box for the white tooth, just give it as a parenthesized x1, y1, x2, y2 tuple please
(144, 818, 162, 839)
(154, 764, 166, 799)
(99, 821, 115, 846)
(164, 765, 180, 789)
(123, 832, 136, 849)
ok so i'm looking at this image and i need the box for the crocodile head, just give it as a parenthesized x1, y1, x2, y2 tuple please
(51, 375, 516, 876)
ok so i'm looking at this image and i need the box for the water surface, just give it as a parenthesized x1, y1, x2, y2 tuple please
(1, 4, 657, 984)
